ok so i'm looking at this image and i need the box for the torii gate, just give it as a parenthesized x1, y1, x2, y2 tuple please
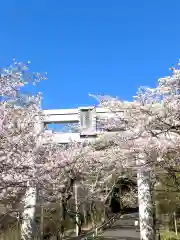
(41, 106, 154, 240)
(42, 106, 123, 143)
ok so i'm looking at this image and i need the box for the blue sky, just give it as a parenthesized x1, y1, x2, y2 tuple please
(0, 0, 179, 110)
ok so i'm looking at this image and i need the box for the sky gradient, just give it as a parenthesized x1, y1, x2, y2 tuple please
(0, 0, 180, 110)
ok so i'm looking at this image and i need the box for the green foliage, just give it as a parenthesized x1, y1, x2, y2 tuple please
(160, 231, 180, 240)
(155, 172, 180, 231)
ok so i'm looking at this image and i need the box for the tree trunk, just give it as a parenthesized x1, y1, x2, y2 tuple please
(90, 202, 97, 230)
(74, 183, 80, 236)
(82, 204, 87, 225)
(40, 204, 44, 240)
(58, 199, 66, 239)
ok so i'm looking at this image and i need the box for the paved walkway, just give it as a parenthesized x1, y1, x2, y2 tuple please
(100, 213, 140, 240)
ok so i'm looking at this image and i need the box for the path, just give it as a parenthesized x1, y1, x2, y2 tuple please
(100, 213, 140, 240)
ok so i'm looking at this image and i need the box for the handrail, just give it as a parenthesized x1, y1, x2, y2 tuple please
(64, 213, 122, 240)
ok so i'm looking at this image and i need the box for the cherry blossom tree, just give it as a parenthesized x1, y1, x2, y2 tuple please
(0, 60, 48, 239)
(35, 141, 117, 236)
(89, 61, 180, 240)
